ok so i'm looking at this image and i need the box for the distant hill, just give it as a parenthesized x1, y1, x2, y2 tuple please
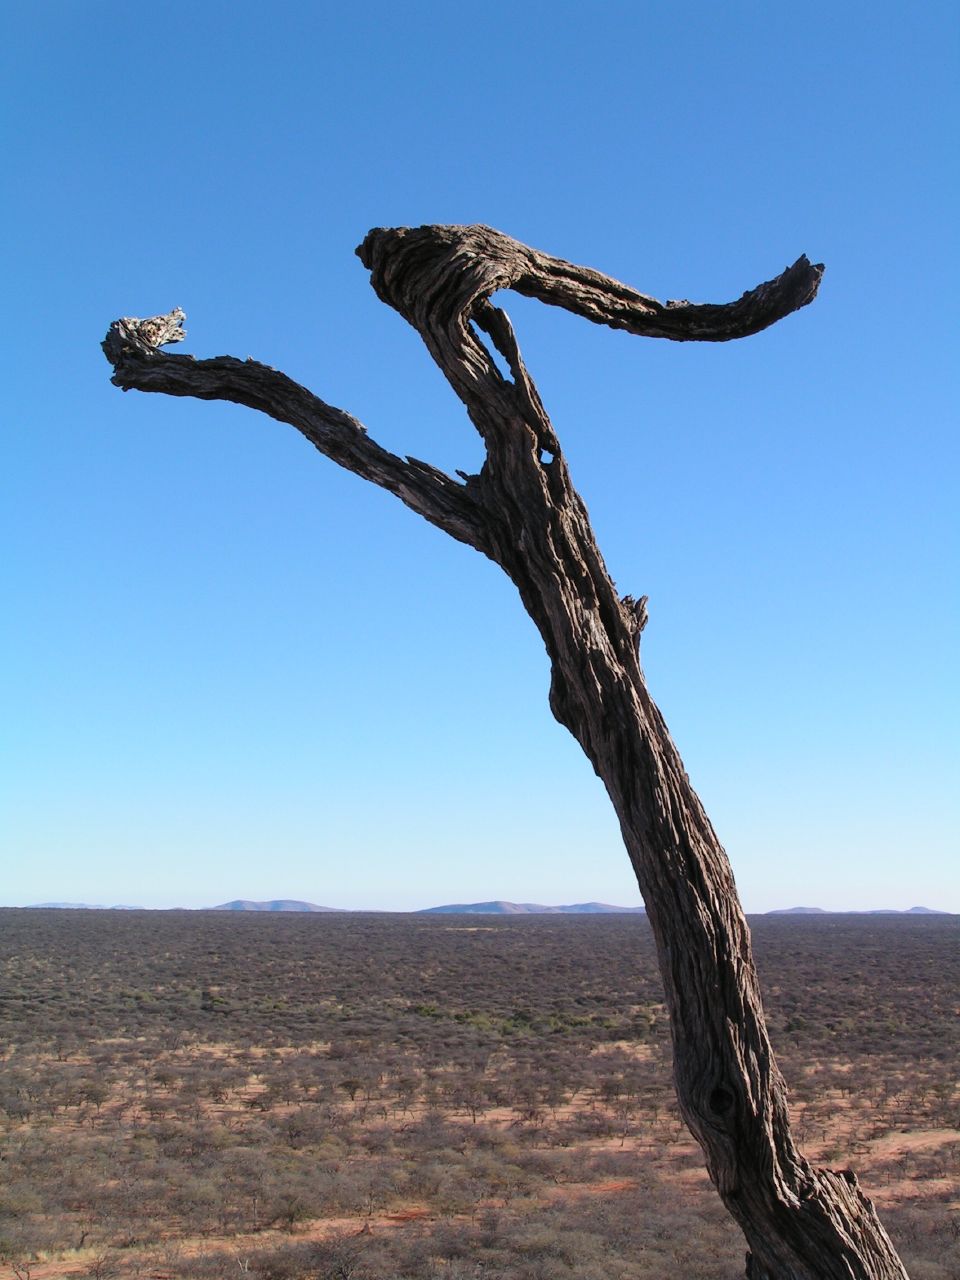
(417, 900, 646, 915)
(26, 902, 143, 910)
(209, 899, 343, 913)
(867, 906, 947, 915)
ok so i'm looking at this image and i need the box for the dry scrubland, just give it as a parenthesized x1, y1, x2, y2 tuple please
(0, 909, 956, 1280)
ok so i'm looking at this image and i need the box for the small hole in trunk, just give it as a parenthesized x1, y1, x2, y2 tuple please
(710, 1085, 734, 1115)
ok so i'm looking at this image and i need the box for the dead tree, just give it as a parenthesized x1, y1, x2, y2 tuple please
(102, 225, 908, 1279)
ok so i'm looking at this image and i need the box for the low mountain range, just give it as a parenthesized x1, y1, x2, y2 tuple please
(418, 900, 646, 915)
(23, 900, 950, 915)
(768, 906, 945, 915)
(211, 899, 344, 913)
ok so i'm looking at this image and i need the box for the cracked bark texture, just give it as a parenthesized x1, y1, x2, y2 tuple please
(102, 225, 908, 1279)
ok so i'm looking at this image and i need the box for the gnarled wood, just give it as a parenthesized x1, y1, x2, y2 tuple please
(102, 226, 907, 1279)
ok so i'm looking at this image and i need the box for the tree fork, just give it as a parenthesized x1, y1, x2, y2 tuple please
(102, 225, 908, 1279)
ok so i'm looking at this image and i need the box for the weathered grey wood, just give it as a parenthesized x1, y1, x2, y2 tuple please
(102, 225, 908, 1279)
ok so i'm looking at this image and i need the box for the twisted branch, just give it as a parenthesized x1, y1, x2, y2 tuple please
(358, 224, 823, 343)
(102, 308, 487, 551)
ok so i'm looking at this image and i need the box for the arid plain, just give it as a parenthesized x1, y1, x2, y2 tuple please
(0, 909, 956, 1279)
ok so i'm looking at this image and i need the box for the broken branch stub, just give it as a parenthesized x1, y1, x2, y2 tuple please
(103, 307, 187, 365)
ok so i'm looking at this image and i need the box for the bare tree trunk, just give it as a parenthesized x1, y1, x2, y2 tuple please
(102, 224, 908, 1278)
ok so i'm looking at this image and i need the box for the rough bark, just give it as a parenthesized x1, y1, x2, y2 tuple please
(102, 225, 908, 1279)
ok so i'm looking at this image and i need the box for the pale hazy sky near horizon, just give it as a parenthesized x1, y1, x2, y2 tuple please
(3, 3, 957, 913)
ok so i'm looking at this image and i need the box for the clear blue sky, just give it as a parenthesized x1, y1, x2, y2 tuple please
(2, 3, 957, 912)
